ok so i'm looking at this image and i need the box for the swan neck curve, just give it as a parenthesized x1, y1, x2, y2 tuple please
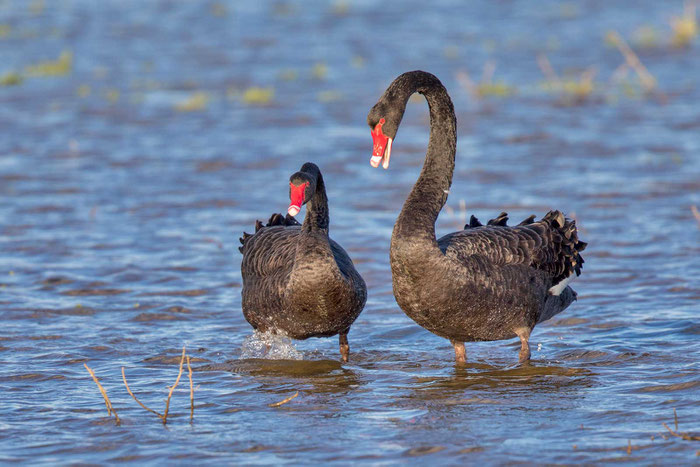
(393, 71, 457, 243)
(302, 171, 329, 235)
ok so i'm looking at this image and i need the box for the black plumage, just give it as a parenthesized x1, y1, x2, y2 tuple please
(367, 71, 587, 363)
(239, 163, 367, 362)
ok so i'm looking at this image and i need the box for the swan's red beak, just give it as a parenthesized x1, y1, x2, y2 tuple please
(288, 181, 308, 216)
(370, 118, 392, 169)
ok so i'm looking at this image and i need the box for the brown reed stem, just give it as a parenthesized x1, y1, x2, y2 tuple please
(674, 408, 679, 431)
(269, 391, 299, 407)
(607, 30, 656, 92)
(121, 366, 163, 420)
(691, 205, 700, 228)
(663, 423, 700, 441)
(84, 363, 120, 425)
(162, 346, 186, 425)
(662, 409, 700, 441)
(537, 54, 560, 84)
(187, 355, 194, 422)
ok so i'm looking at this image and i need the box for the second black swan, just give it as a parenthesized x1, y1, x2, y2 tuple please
(239, 162, 367, 362)
(367, 71, 586, 364)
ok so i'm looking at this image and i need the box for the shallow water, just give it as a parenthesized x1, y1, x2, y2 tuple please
(1, 0, 699, 463)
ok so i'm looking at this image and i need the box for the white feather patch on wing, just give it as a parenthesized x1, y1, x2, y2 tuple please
(548, 274, 575, 296)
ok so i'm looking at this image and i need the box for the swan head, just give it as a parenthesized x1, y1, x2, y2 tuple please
(288, 164, 318, 216)
(368, 104, 401, 170)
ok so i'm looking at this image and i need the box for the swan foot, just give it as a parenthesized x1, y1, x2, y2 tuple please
(451, 340, 466, 364)
(515, 327, 531, 363)
(339, 332, 349, 363)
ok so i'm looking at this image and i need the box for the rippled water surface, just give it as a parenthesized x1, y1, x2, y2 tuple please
(1, 0, 699, 463)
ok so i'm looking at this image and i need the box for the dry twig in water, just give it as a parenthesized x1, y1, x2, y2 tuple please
(163, 346, 186, 425)
(663, 409, 700, 441)
(606, 31, 657, 92)
(122, 366, 163, 419)
(269, 391, 299, 407)
(691, 205, 700, 228)
(456, 61, 513, 99)
(121, 346, 187, 424)
(187, 355, 194, 422)
(84, 363, 120, 425)
(537, 54, 596, 103)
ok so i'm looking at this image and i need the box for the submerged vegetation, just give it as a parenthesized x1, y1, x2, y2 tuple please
(174, 92, 210, 112)
(24, 50, 73, 77)
(537, 54, 596, 104)
(242, 86, 274, 105)
(670, 1, 699, 47)
(457, 62, 516, 99)
(0, 71, 23, 86)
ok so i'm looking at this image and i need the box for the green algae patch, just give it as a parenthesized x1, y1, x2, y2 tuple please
(174, 92, 210, 112)
(25, 50, 73, 77)
(242, 86, 274, 105)
(1, 71, 23, 86)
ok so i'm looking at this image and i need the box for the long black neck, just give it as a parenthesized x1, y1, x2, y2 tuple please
(388, 71, 457, 244)
(291, 167, 340, 283)
(302, 171, 329, 235)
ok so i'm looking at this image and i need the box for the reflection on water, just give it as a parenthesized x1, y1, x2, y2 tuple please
(0, 0, 699, 464)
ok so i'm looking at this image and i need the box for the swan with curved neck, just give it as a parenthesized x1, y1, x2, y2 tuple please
(239, 162, 367, 362)
(368, 71, 586, 364)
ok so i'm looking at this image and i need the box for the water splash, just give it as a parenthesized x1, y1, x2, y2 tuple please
(240, 331, 304, 360)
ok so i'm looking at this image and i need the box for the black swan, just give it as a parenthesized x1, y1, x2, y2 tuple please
(239, 162, 367, 362)
(367, 71, 586, 363)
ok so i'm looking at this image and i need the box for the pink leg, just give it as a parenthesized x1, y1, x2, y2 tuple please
(339, 332, 349, 363)
(451, 340, 466, 364)
(515, 327, 531, 363)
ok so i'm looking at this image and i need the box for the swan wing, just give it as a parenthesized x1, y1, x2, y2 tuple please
(439, 210, 586, 291)
(240, 213, 301, 278)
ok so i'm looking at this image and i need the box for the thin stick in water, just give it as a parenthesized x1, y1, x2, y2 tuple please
(269, 391, 299, 407)
(84, 363, 120, 425)
(162, 346, 186, 425)
(187, 355, 194, 422)
(607, 31, 657, 92)
(122, 366, 163, 420)
(537, 54, 560, 84)
(662, 408, 700, 441)
(674, 408, 679, 432)
(691, 205, 700, 228)
(663, 423, 700, 441)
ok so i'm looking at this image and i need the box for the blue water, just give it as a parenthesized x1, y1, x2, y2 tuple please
(0, 0, 698, 463)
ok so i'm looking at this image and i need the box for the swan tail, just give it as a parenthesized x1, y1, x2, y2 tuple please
(487, 212, 509, 226)
(264, 213, 301, 227)
(239, 213, 301, 253)
(540, 210, 587, 292)
(464, 215, 483, 229)
(466, 212, 539, 229)
(518, 214, 536, 226)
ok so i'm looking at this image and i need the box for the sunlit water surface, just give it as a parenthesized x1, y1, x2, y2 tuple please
(0, 0, 698, 463)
